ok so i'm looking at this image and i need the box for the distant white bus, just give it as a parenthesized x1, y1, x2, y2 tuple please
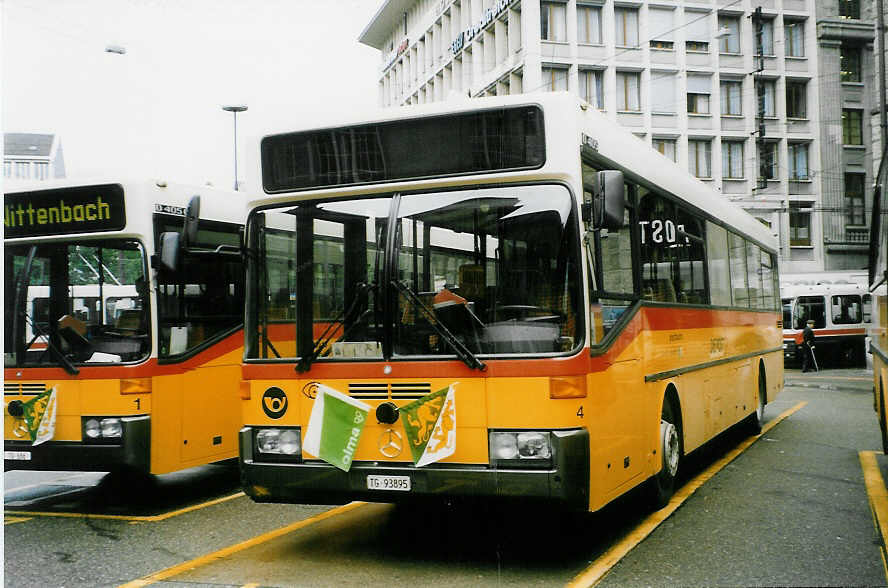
(781, 279, 874, 366)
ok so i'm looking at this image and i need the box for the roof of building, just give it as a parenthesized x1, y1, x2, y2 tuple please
(358, 0, 414, 50)
(4, 133, 55, 157)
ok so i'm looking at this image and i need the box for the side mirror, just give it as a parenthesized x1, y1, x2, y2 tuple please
(593, 170, 625, 230)
(158, 231, 181, 272)
(183, 195, 201, 249)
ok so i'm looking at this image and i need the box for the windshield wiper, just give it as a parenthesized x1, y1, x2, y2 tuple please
(392, 280, 486, 371)
(296, 282, 375, 373)
(22, 313, 80, 376)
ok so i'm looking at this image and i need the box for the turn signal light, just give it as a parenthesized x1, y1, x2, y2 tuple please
(239, 380, 251, 400)
(119, 378, 151, 395)
(549, 376, 586, 398)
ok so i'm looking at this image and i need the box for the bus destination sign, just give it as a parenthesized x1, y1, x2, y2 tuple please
(4, 184, 126, 238)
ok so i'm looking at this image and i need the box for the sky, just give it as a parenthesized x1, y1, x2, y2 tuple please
(2, 0, 383, 192)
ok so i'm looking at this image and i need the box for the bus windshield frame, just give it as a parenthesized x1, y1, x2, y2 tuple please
(244, 183, 584, 364)
(4, 238, 150, 368)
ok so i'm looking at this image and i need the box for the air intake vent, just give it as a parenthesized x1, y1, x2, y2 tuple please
(348, 383, 389, 399)
(4, 383, 47, 396)
(391, 383, 431, 399)
(347, 382, 432, 400)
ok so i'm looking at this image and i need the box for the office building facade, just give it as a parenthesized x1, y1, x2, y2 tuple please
(359, 0, 880, 274)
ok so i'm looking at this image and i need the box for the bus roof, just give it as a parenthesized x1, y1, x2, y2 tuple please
(4, 178, 248, 241)
(254, 92, 776, 252)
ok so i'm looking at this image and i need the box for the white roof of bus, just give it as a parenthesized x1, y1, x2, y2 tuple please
(256, 92, 776, 250)
(4, 177, 248, 226)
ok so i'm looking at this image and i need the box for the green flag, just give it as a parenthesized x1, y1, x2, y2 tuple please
(303, 384, 370, 472)
(22, 387, 58, 446)
(400, 383, 457, 467)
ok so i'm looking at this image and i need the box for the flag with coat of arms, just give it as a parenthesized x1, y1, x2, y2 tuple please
(400, 383, 456, 467)
(21, 387, 58, 445)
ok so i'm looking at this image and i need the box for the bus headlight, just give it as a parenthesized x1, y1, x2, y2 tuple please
(255, 428, 302, 457)
(82, 417, 123, 441)
(101, 418, 123, 438)
(489, 430, 553, 468)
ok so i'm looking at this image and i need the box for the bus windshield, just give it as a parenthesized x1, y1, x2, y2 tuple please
(246, 183, 582, 362)
(4, 239, 149, 367)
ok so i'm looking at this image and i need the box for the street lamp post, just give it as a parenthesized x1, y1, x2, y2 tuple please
(222, 105, 248, 191)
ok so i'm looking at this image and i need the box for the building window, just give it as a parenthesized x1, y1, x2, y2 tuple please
(541, 2, 567, 42)
(784, 20, 805, 57)
(33, 161, 49, 181)
(542, 66, 568, 91)
(651, 72, 676, 114)
(687, 75, 711, 114)
(3, 161, 11, 178)
(649, 8, 674, 50)
(758, 142, 778, 180)
(577, 4, 602, 45)
(579, 69, 603, 108)
(759, 19, 775, 55)
(839, 0, 860, 19)
(687, 93, 709, 114)
(15, 161, 30, 179)
(616, 71, 640, 111)
(614, 7, 639, 48)
(722, 141, 744, 179)
(685, 10, 709, 52)
(786, 80, 807, 118)
(653, 138, 677, 162)
(756, 79, 776, 117)
(788, 143, 809, 181)
(845, 173, 866, 226)
(841, 46, 862, 82)
(720, 80, 742, 115)
(842, 109, 863, 145)
(789, 203, 812, 246)
(718, 16, 741, 54)
(689, 139, 712, 178)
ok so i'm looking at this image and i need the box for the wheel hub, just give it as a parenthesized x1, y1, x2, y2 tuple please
(661, 420, 679, 477)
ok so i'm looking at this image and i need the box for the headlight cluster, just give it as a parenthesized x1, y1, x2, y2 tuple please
(254, 428, 302, 460)
(489, 431, 553, 468)
(82, 417, 123, 442)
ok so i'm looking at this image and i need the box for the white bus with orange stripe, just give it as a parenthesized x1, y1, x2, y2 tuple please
(238, 92, 782, 512)
(781, 280, 874, 368)
(4, 179, 246, 478)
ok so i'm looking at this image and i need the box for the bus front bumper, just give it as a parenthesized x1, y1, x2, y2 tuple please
(4, 416, 150, 472)
(239, 427, 589, 510)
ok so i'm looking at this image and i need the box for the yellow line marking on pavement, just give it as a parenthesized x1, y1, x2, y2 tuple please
(8, 491, 245, 522)
(4, 516, 32, 525)
(859, 450, 888, 583)
(568, 401, 807, 588)
(240, 584, 260, 588)
(118, 501, 367, 588)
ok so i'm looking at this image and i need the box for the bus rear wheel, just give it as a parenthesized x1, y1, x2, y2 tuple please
(648, 396, 682, 510)
(744, 366, 766, 435)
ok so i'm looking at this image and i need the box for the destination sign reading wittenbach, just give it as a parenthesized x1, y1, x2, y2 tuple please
(4, 184, 126, 238)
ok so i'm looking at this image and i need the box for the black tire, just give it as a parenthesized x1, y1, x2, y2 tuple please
(745, 366, 766, 435)
(649, 395, 682, 510)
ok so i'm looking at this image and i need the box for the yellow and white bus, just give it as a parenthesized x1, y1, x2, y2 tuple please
(4, 179, 245, 478)
(238, 93, 783, 511)
(870, 160, 888, 453)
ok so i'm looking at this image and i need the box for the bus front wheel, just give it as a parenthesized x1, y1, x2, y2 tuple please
(879, 383, 888, 455)
(649, 396, 682, 509)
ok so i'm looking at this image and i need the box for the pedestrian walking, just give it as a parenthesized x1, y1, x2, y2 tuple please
(801, 319, 818, 372)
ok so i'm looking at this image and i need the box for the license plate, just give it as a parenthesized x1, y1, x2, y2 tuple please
(4, 451, 31, 461)
(367, 475, 411, 491)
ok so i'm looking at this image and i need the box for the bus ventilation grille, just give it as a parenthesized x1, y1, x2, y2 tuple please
(348, 382, 431, 400)
(4, 382, 47, 396)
